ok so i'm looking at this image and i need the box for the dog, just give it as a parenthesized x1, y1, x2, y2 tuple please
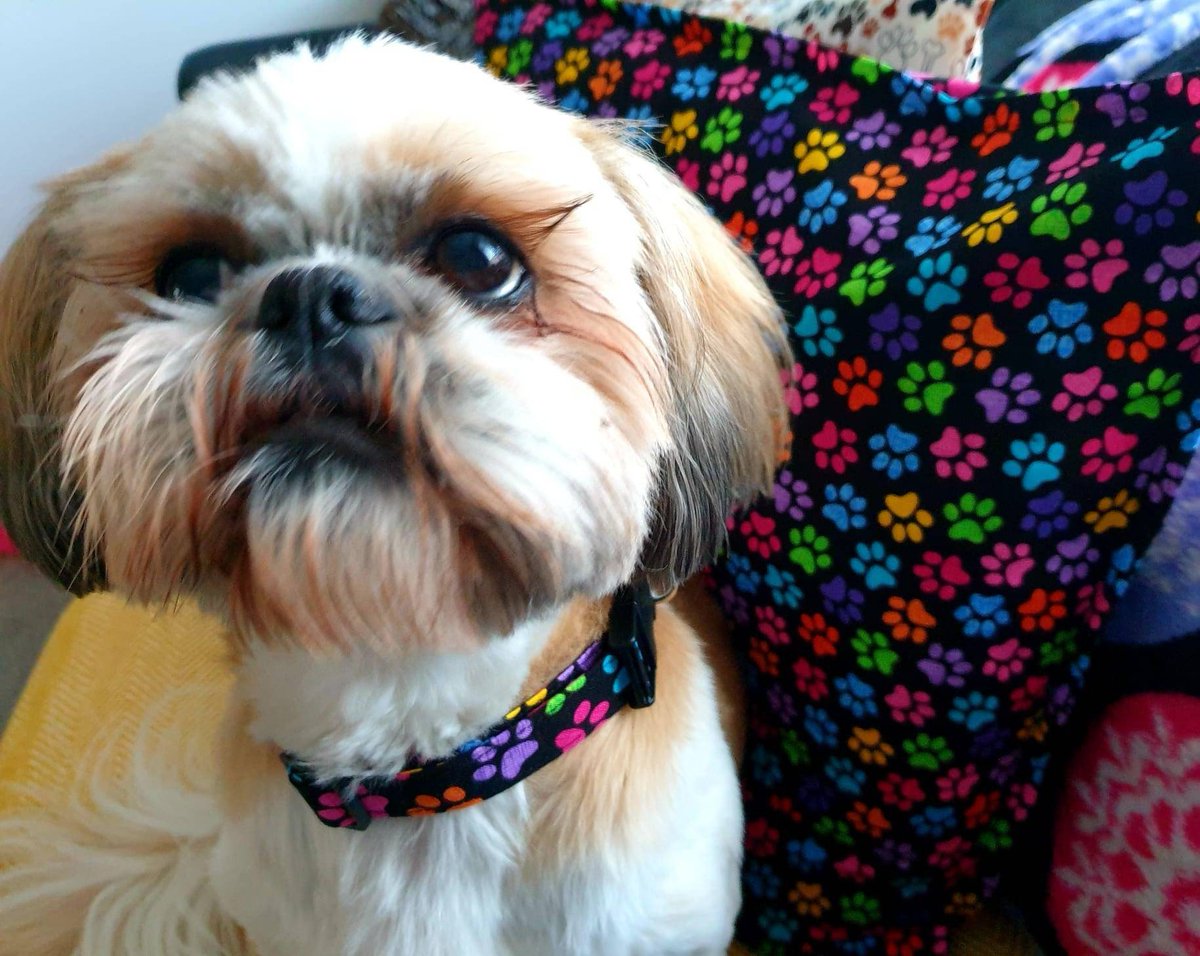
(0, 36, 789, 955)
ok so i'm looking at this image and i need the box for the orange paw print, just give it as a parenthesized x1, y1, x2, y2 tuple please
(1084, 489, 1140, 533)
(850, 161, 907, 201)
(882, 596, 936, 644)
(724, 211, 759, 254)
(1017, 587, 1068, 632)
(797, 611, 840, 657)
(588, 59, 622, 100)
(832, 356, 883, 411)
(943, 312, 1007, 370)
(972, 104, 1019, 157)
(406, 786, 482, 816)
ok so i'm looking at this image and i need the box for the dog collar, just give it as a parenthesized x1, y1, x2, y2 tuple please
(282, 582, 657, 830)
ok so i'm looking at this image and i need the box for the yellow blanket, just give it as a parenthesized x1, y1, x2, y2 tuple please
(0, 594, 1036, 954)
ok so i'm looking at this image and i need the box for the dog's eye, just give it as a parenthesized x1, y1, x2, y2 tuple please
(154, 245, 230, 303)
(430, 226, 527, 303)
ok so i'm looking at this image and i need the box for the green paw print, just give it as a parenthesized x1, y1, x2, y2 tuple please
(839, 258, 894, 307)
(851, 630, 899, 676)
(1033, 90, 1079, 142)
(700, 107, 743, 152)
(780, 729, 811, 768)
(1124, 368, 1183, 419)
(903, 732, 954, 771)
(814, 816, 856, 847)
(1030, 181, 1093, 240)
(506, 39, 533, 77)
(1039, 628, 1079, 668)
(851, 58, 889, 84)
(898, 360, 955, 415)
(943, 492, 1003, 544)
(978, 818, 1014, 852)
(788, 524, 832, 575)
(720, 22, 752, 61)
(839, 892, 882, 926)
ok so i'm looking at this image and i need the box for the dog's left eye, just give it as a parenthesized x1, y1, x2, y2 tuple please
(430, 226, 528, 303)
(155, 246, 230, 303)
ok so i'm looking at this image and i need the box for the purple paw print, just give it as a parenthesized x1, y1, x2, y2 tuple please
(471, 719, 539, 782)
(1045, 533, 1100, 585)
(1020, 489, 1080, 539)
(773, 469, 813, 521)
(1145, 241, 1200, 302)
(976, 367, 1041, 425)
(917, 643, 973, 688)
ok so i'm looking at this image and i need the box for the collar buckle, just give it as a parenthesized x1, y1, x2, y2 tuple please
(607, 580, 658, 709)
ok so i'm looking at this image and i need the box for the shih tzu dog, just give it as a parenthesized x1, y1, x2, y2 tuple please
(0, 36, 788, 956)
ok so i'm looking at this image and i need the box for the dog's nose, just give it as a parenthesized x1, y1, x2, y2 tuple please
(256, 267, 393, 346)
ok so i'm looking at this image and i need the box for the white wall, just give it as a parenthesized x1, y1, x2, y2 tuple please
(0, 0, 385, 253)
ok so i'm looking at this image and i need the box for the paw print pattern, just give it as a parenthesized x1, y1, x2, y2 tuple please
(476, 6, 1200, 950)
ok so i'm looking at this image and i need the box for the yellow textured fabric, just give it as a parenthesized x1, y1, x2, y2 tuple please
(0, 594, 231, 815)
(0, 597, 1037, 954)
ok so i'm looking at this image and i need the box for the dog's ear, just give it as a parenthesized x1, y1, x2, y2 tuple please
(578, 122, 791, 593)
(0, 157, 127, 594)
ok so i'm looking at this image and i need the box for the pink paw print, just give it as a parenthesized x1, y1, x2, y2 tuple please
(930, 426, 987, 481)
(914, 550, 971, 602)
(793, 247, 842, 299)
(1179, 313, 1200, 363)
(980, 542, 1035, 589)
(922, 167, 976, 211)
(740, 512, 781, 558)
(983, 638, 1031, 683)
(1080, 426, 1138, 482)
(813, 420, 858, 473)
(1065, 238, 1128, 294)
(554, 699, 611, 752)
(1045, 141, 1104, 185)
(783, 361, 820, 414)
(983, 253, 1050, 310)
(316, 786, 389, 826)
(1050, 366, 1117, 421)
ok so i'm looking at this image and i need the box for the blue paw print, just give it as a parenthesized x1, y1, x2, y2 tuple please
(938, 89, 983, 123)
(911, 805, 958, 839)
(1001, 432, 1065, 491)
(850, 541, 901, 591)
(948, 691, 1000, 731)
(786, 837, 828, 873)
(833, 673, 878, 719)
(495, 9, 526, 41)
(822, 482, 868, 532)
(1028, 299, 1092, 359)
(1179, 397, 1200, 452)
(1113, 126, 1180, 170)
(802, 705, 840, 749)
(1105, 543, 1138, 599)
(907, 251, 968, 312)
(760, 72, 808, 109)
(793, 304, 843, 358)
(953, 593, 1011, 639)
(726, 553, 762, 594)
(983, 155, 1040, 202)
(750, 747, 783, 787)
(743, 860, 782, 899)
(869, 424, 921, 479)
(892, 73, 935, 117)
(797, 179, 847, 235)
(825, 755, 867, 796)
(764, 565, 803, 608)
(904, 214, 962, 257)
(672, 65, 717, 101)
(544, 9, 582, 38)
(559, 89, 590, 114)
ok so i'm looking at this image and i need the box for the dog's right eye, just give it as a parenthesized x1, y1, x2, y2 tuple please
(154, 246, 230, 303)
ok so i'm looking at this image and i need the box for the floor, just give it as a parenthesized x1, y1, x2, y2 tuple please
(0, 558, 70, 729)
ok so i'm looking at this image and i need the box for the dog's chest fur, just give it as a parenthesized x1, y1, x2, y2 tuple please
(210, 605, 743, 956)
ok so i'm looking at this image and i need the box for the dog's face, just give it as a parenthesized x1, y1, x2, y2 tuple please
(0, 37, 787, 651)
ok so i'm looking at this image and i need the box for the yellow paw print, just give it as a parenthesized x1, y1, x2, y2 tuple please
(790, 882, 831, 918)
(555, 47, 590, 85)
(878, 492, 934, 544)
(794, 128, 845, 175)
(662, 109, 699, 156)
(1084, 488, 1140, 533)
(487, 46, 508, 76)
(963, 202, 1019, 247)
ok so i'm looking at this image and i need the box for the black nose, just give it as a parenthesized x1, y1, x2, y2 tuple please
(256, 267, 393, 347)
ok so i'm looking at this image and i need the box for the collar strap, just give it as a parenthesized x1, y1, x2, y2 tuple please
(282, 582, 658, 830)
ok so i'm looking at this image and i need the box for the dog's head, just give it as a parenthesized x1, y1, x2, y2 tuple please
(0, 36, 788, 651)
